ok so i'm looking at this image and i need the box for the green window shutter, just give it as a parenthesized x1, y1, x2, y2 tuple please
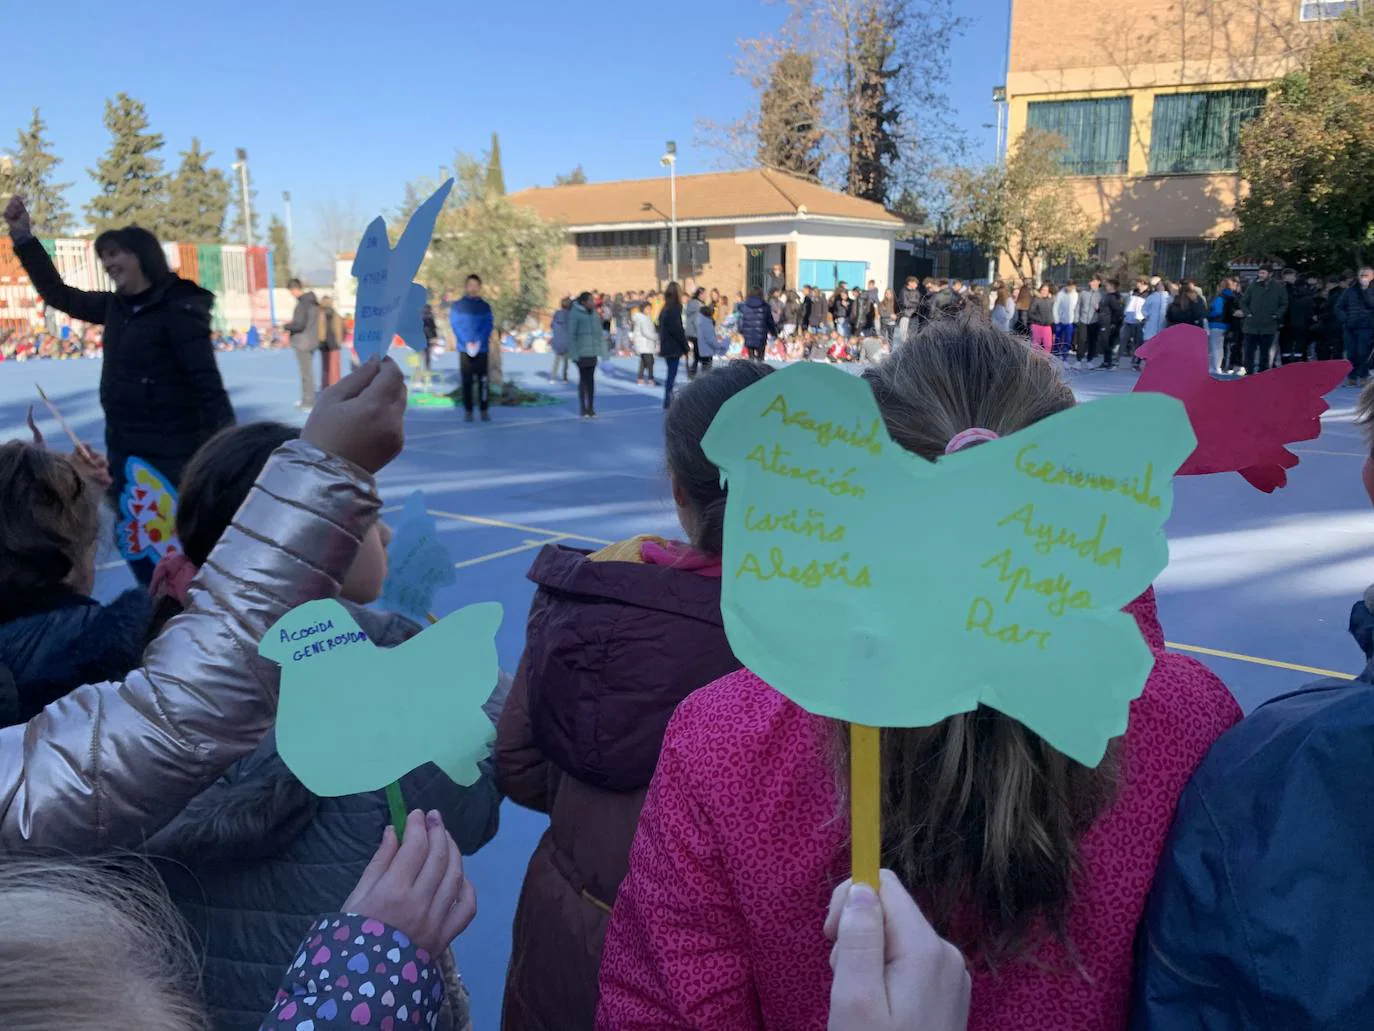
(1149, 89, 1266, 174)
(1026, 97, 1132, 175)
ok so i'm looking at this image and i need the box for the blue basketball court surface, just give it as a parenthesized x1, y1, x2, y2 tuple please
(3, 348, 1371, 1027)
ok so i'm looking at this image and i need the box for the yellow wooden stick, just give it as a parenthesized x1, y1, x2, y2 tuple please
(850, 723, 882, 889)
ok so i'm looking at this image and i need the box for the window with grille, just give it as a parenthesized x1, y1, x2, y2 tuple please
(1151, 238, 1213, 281)
(1025, 97, 1132, 175)
(1044, 239, 1108, 284)
(575, 230, 658, 260)
(1301, 0, 1359, 20)
(1148, 89, 1266, 174)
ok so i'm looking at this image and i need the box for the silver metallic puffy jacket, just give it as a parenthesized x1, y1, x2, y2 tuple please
(0, 439, 379, 851)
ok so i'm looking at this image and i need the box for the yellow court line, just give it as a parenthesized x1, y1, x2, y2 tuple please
(1166, 641, 1355, 681)
(425, 507, 614, 546)
(452, 536, 570, 570)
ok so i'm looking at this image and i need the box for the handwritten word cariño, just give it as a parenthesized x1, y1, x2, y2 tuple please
(1014, 444, 1162, 510)
(965, 597, 1050, 649)
(758, 394, 884, 456)
(746, 444, 866, 499)
(743, 504, 846, 543)
(290, 631, 368, 663)
(981, 549, 1092, 617)
(997, 504, 1122, 568)
(736, 547, 872, 589)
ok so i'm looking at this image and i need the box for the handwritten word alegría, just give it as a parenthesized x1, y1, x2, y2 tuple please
(997, 504, 1122, 568)
(746, 444, 866, 499)
(1014, 444, 1162, 510)
(965, 597, 1050, 649)
(758, 394, 883, 456)
(981, 549, 1092, 617)
(743, 504, 846, 543)
(736, 547, 872, 589)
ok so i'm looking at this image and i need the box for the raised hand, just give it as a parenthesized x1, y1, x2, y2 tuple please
(4, 196, 32, 242)
(301, 357, 407, 474)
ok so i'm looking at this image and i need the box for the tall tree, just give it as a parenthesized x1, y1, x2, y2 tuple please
(553, 165, 589, 186)
(0, 108, 73, 236)
(85, 93, 168, 234)
(937, 129, 1095, 281)
(268, 214, 292, 284)
(847, 7, 901, 203)
(485, 132, 506, 196)
(163, 138, 229, 241)
(227, 163, 260, 245)
(756, 51, 824, 180)
(1216, 11, 1374, 268)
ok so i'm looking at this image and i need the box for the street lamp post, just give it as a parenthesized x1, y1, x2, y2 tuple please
(232, 147, 254, 248)
(661, 141, 678, 284)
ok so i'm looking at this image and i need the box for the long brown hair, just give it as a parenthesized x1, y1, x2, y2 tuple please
(853, 318, 1121, 965)
(0, 442, 101, 601)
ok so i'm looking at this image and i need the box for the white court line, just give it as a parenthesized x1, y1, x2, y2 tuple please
(406, 402, 661, 442)
(452, 536, 570, 569)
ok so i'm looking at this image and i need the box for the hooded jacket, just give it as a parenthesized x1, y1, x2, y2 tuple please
(284, 290, 321, 353)
(738, 295, 777, 349)
(1078, 287, 1103, 324)
(450, 295, 494, 354)
(568, 302, 607, 361)
(657, 302, 688, 359)
(551, 308, 571, 355)
(497, 540, 741, 1031)
(695, 312, 721, 358)
(0, 440, 380, 851)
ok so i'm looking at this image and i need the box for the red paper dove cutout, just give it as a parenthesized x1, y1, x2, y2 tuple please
(1133, 325, 1350, 492)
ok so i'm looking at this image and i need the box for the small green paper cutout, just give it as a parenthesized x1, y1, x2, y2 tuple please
(260, 598, 503, 795)
(700, 362, 1196, 767)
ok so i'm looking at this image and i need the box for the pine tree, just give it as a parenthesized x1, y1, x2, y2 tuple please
(846, 8, 901, 204)
(85, 93, 168, 234)
(163, 138, 229, 242)
(0, 108, 73, 236)
(485, 132, 506, 196)
(268, 214, 293, 284)
(553, 165, 588, 186)
(226, 163, 260, 245)
(757, 51, 824, 181)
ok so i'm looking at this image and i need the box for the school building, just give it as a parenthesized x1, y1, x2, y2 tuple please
(507, 168, 909, 302)
(1004, 0, 1348, 281)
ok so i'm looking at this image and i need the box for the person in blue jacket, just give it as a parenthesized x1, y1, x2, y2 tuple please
(450, 274, 494, 422)
(1132, 382, 1374, 1030)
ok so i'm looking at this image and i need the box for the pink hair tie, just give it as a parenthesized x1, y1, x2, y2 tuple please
(149, 552, 199, 605)
(945, 427, 1000, 455)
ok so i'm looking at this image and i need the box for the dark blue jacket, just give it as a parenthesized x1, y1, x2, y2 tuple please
(1132, 599, 1374, 1030)
(738, 295, 777, 349)
(449, 295, 494, 353)
(1337, 282, 1374, 333)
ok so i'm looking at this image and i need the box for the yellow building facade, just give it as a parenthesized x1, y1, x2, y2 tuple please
(1004, 0, 1348, 280)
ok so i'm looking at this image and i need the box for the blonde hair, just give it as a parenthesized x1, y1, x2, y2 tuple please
(0, 861, 208, 1030)
(852, 317, 1121, 966)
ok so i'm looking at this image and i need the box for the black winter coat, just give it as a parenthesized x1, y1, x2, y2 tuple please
(1338, 282, 1374, 333)
(1287, 283, 1317, 330)
(738, 295, 777, 348)
(1166, 295, 1208, 328)
(657, 302, 688, 358)
(15, 238, 235, 490)
(849, 291, 874, 334)
(1099, 291, 1125, 328)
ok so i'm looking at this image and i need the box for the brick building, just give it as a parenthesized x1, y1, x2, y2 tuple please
(1004, 0, 1347, 281)
(508, 168, 908, 303)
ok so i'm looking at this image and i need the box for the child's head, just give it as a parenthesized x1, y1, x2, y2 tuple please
(664, 361, 775, 555)
(858, 319, 1103, 963)
(0, 860, 207, 1030)
(0, 443, 101, 600)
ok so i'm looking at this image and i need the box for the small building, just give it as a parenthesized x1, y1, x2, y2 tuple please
(508, 168, 909, 303)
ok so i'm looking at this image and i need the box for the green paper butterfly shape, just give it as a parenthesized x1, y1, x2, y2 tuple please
(700, 362, 1196, 767)
(260, 598, 503, 795)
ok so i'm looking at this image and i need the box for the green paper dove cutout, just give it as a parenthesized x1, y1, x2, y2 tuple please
(260, 598, 503, 795)
(701, 363, 1196, 767)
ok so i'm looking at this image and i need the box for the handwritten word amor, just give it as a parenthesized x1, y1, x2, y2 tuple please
(997, 504, 1123, 568)
(981, 549, 1093, 617)
(743, 505, 847, 543)
(1014, 444, 1162, 510)
(965, 597, 1050, 649)
(746, 444, 866, 499)
(736, 547, 872, 589)
(759, 394, 883, 456)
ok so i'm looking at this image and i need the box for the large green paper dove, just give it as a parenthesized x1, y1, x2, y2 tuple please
(701, 362, 1196, 767)
(259, 598, 503, 795)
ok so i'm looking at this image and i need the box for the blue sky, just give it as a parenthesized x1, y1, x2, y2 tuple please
(6, 0, 1008, 276)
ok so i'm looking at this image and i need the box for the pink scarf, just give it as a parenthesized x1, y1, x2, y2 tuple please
(149, 552, 199, 604)
(640, 539, 722, 578)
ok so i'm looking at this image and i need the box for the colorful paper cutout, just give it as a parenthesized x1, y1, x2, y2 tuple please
(351, 178, 454, 362)
(260, 597, 503, 796)
(117, 457, 180, 561)
(1134, 324, 1350, 492)
(381, 491, 456, 622)
(700, 362, 1196, 766)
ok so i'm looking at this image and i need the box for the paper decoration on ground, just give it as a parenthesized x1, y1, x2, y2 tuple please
(117, 457, 180, 561)
(1134, 325, 1350, 492)
(260, 598, 503, 797)
(381, 491, 456, 622)
(351, 178, 454, 363)
(701, 361, 1196, 767)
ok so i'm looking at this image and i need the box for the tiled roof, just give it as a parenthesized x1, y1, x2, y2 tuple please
(508, 168, 905, 227)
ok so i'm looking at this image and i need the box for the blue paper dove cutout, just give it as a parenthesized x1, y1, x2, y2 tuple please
(351, 178, 454, 362)
(260, 598, 502, 795)
(381, 491, 456, 621)
(700, 362, 1196, 767)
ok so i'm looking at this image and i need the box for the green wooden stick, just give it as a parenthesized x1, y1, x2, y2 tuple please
(385, 780, 407, 840)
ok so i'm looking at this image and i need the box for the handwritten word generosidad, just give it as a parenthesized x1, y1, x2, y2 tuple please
(277, 618, 369, 663)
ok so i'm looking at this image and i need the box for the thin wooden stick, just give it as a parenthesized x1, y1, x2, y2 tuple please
(35, 384, 94, 460)
(850, 723, 882, 889)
